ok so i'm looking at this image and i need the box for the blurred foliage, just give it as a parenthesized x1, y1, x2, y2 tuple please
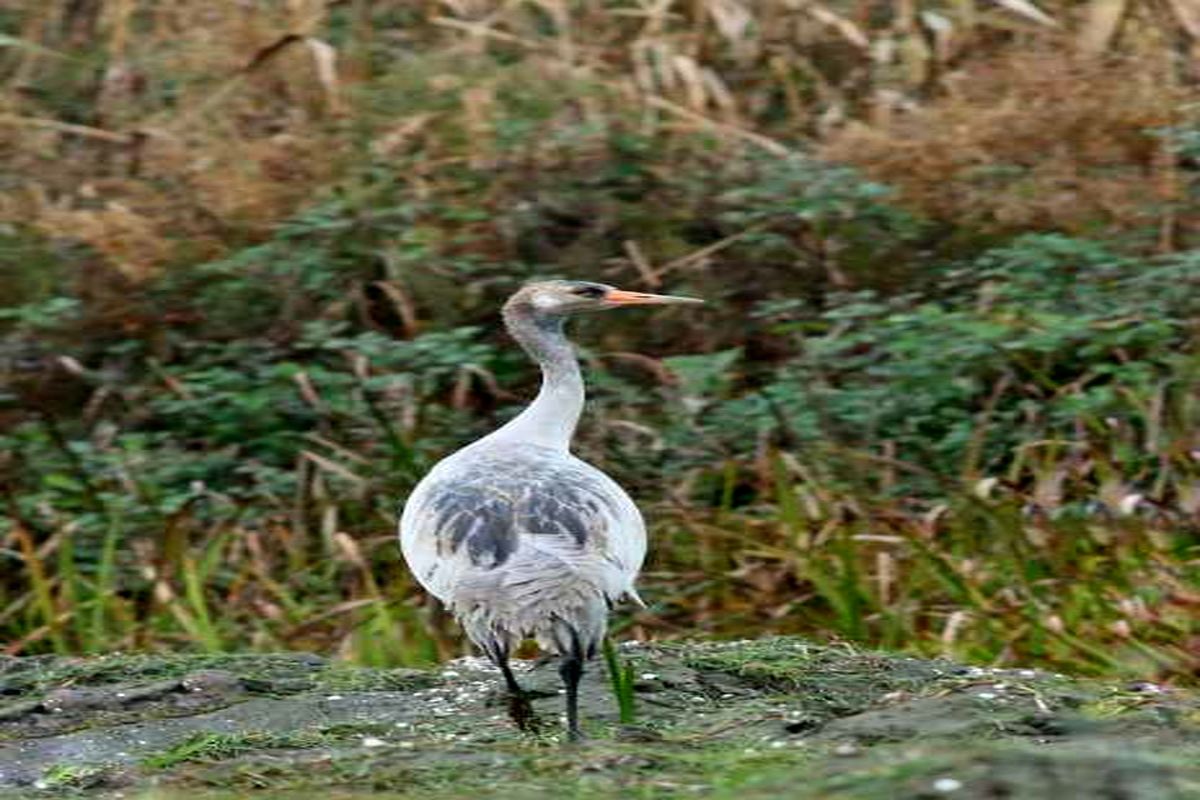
(707, 235, 1200, 490)
(0, 1, 1197, 683)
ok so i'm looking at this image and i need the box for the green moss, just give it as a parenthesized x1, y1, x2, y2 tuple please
(680, 638, 826, 690)
(2, 642, 1198, 799)
(314, 666, 437, 693)
(0, 653, 328, 700)
(680, 638, 953, 718)
(793, 741, 1200, 800)
(36, 763, 111, 790)
(156, 735, 815, 798)
(143, 730, 330, 770)
(0, 652, 438, 704)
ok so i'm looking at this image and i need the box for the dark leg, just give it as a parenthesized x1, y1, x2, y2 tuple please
(496, 651, 539, 733)
(559, 651, 585, 742)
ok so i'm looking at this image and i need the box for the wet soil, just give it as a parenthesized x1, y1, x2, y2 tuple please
(0, 639, 1196, 799)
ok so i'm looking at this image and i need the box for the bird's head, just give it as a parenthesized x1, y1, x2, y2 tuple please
(507, 280, 703, 317)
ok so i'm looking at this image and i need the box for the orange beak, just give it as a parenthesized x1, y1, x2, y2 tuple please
(604, 289, 704, 306)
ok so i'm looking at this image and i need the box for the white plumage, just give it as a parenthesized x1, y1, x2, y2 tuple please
(399, 279, 700, 740)
(400, 440, 645, 652)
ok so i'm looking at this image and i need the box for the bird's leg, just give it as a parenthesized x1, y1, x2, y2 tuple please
(559, 651, 585, 742)
(497, 655, 539, 733)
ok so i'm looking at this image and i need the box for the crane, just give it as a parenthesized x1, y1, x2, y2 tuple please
(399, 279, 702, 741)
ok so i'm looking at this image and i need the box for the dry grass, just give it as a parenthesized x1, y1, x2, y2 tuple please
(5, 0, 1198, 288)
(823, 48, 1190, 237)
(2, 1, 351, 282)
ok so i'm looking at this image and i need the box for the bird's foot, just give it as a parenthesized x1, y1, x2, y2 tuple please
(508, 692, 542, 734)
(564, 725, 586, 744)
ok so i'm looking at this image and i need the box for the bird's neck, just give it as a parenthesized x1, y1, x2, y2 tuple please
(491, 305, 584, 451)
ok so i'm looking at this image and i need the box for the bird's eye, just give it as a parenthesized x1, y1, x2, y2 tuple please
(572, 286, 606, 299)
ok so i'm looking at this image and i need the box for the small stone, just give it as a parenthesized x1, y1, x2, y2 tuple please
(180, 669, 243, 695)
(361, 736, 387, 748)
(1128, 681, 1168, 694)
(833, 743, 859, 757)
(614, 724, 663, 743)
(41, 688, 117, 714)
(933, 777, 963, 792)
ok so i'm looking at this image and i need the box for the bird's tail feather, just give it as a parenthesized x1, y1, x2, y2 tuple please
(461, 595, 607, 664)
(539, 610, 603, 660)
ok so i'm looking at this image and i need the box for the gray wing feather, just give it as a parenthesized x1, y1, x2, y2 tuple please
(399, 443, 644, 607)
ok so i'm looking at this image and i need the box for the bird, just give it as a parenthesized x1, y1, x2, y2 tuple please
(399, 279, 702, 740)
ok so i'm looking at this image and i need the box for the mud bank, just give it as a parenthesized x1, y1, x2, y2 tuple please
(0, 639, 1197, 799)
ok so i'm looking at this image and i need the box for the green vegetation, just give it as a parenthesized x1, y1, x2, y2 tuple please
(34, 764, 110, 791)
(0, 1, 1197, 689)
(602, 637, 637, 724)
(143, 731, 329, 770)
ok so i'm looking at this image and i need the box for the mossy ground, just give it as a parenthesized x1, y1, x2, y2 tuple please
(1, 639, 1197, 799)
